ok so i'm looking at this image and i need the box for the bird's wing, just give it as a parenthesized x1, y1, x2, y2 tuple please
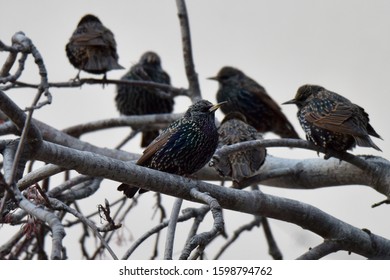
(243, 79, 299, 138)
(70, 26, 114, 47)
(136, 125, 178, 166)
(305, 100, 368, 136)
(244, 80, 284, 114)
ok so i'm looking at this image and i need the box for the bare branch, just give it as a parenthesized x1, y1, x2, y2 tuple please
(63, 113, 182, 138)
(179, 188, 225, 259)
(27, 139, 390, 259)
(214, 215, 262, 260)
(121, 206, 205, 259)
(17, 164, 66, 192)
(176, 0, 202, 101)
(183, 206, 210, 247)
(49, 198, 118, 260)
(13, 78, 188, 99)
(164, 198, 183, 260)
(261, 216, 283, 260)
(296, 240, 342, 260)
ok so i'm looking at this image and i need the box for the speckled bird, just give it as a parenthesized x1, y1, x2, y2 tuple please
(115, 51, 175, 147)
(210, 112, 266, 185)
(118, 100, 225, 198)
(209, 66, 299, 139)
(66, 14, 124, 78)
(283, 84, 382, 155)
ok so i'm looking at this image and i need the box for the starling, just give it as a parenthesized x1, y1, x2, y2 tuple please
(115, 51, 175, 147)
(118, 100, 225, 198)
(66, 14, 124, 78)
(209, 66, 299, 139)
(283, 84, 382, 155)
(210, 112, 267, 185)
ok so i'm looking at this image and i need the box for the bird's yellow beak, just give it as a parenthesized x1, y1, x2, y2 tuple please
(209, 101, 227, 112)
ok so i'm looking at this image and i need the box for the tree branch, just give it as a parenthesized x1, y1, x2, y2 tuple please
(164, 198, 183, 259)
(296, 240, 342, 260)
(261, 216, 283, 260)
(121, 206, 206, 259)
(49, 197, 118, 260)
(176, 0, 202, 101)
(214, 215, 262, 260)
(13, 78, 188, 99)
(26, 139, 390, 259)
(179, 188, 225, 259)
(62, 113, 182, 138)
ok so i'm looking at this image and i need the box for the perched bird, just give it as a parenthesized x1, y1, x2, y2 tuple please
(66, 14, 124, 78)
(210, 112, 267, 185)
(118, 100, 225, 198)
(115, 51, 175, 147)
(283, 84, 382, 155)
(209, 66, 299, 139)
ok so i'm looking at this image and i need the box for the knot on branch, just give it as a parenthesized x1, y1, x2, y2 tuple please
(11, 32, 32, 53)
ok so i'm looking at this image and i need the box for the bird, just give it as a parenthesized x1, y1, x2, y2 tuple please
(65, 14, 124, 79)
(118, 99, 225, 198)
(283, 84, 382, 156)
(115, 51, 175, 147)
(209, 66, 299, 139)
(210, 112, 267, 185)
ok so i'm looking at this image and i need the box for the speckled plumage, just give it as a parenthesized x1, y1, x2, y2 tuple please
(118, 100, 223, 198)
(283, 84, 382, 154)
(115, 51, 175, 147)
(210, 112, 266, 184)
(209, 66, 299, 139)
(66, 14, 124, 76)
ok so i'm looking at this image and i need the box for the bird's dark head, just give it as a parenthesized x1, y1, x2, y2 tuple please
(208, 66, 244, 84)
(283, 84, 325, 108)
(139, 51, 161, 66)
(185, 100, 226, 118)
(78, 14, 101, 26)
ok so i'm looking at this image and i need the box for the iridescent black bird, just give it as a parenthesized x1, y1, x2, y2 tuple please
(209, 66, 299, 139)
(115, 51, 175, 147)
(66, 14, 124, 78)
(118, 100, 225, 198)
(283, 84, 382, 155)
(210, 112, 266, 185)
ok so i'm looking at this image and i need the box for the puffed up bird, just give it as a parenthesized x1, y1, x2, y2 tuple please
(66, 14, 124, 79)
(209, 66, 299, 139)
(210, 112, 267, 185)
(118, 99, 226, 198)
(283, 84, 382, 156)
(115, 51, 175, 147)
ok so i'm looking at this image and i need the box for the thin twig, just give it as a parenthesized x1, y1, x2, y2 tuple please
(296, 240, 342, 260)
(50, 197, 118, 260)
(179, 188, 225, 260)
(13, 78, 188, 98)
(63, 113, 181, 138)
(176, 0, 202, 101)
(121, 206, 207, 260)
(115, 129, 141, 150)
(150, 193, 167, 259)
(183, 205, 210, 247)
(261, 216, 283, 260)
(214, 216, 262, 260)
(164, 198, 183, 259)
